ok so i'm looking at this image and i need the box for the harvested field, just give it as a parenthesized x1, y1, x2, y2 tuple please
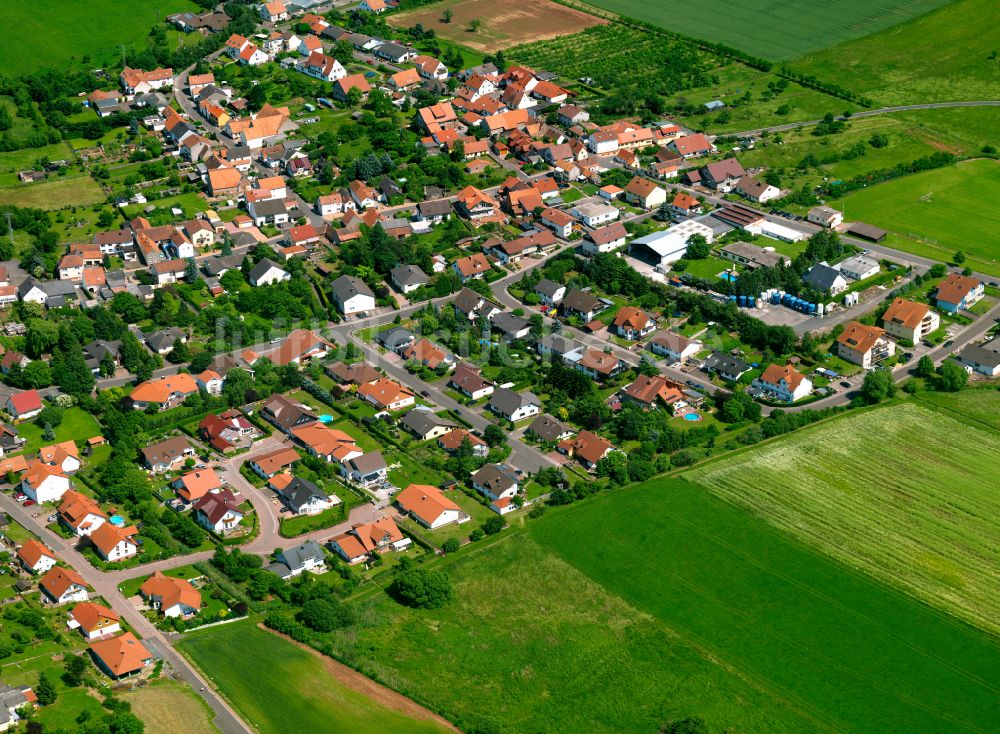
(387, 0, 606, 52)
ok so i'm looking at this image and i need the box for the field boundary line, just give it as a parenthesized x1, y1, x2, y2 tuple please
(536, 483, 1000, 733)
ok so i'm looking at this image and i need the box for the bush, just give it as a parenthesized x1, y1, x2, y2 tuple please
(481, 515, 505, 535)
(298, 598, 354, 633)
(442, 537, 460, 554)
(392, 568, 453, 609)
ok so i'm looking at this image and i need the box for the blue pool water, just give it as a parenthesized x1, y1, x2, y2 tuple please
(718, 271, 738, 282)
(109, 515, 126, 526)
(683, 413, 701, 421)
(318, 414, 334, 423)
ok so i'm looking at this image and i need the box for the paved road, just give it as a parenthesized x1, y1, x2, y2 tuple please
(0, 494, 252, 734)
(720, 100, 1000, 139)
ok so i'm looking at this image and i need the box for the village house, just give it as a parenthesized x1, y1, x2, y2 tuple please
(881, 298, 941, 344)
(58, 490, 107, 537)
(40, 567, 89, 605)
(649, 331, 702, 364)
(141, 436, 195, 473)
(248, 447, 300, 479)
(193, 490, 245, 534)
(140, 572, 201, 617)
(21, 462, 71, 504)
(89, 632, 153, 679)
(735, 176, 781, 204)
(357, 378, 416, 411)
(935, 273, 984, 313)
(624, 177, 667, 209)
(329, 517, 411, 564)
(268, 541, 326, 579)
(611, 307, 656, 340)
(753, 362, 813, 403)
(341, 452, 388, 487)
(90, 522, 139, 562)
(67, 602, 121, 641)
(128, 373, 199, 411)
(837, 321, 896, 368)
(702, 351, 750, 381)
(582, 221, 629, 255)
(449, 363, 495, 400)
(292, 423, 362, 464)
(16, 539, 57, 575)
(331, 275, 376, 315)
(621, 374, 684, 411)
(396, 484, 463, 529)
(471, 463, 521, 514)
(488, 387, 541, 423)
(438, 428, 489, 457)
(558, 430, 614, 469)
(453, 253, 493, 282)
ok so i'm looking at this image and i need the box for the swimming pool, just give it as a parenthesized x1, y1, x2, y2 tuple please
(683, 412, 702, 422)
(109, 515, 126, 526)
(318, 414, 334, 423)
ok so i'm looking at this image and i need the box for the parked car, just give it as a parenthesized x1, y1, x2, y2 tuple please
(23, 500, 35, 507)
(944, 339, 954, 348)
(420, 390, 430, 398)
(13, 493, 26, 502)
(840, 381, 852, 388)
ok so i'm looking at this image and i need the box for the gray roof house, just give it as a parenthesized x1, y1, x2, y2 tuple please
(399, 407, 456, 439)
(277, 477, 334, 515)
(490, 312, 531, 342)
(488, 387, 540, 422)
(702, 351, 750, 381)
(375, 326, 415, 353)
(803, 263, 848, 295)
(144, 327, 187, 354)
(390, 264, 429, 293)
(341, 451, 388, 486)
(268, 540, 326, 578)
(528, 413, 573, 443)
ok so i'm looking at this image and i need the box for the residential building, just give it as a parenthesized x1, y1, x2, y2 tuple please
(16, 539, 57, 575)
(67, 602, 121, 640)
(836, 321, 896, 368)
(40, 567, 89, 605)
(248, 258, 290, 286)
(803, 263, 848, 295)
(357, 378, 416, 411)
(561, 289, 604, 322)
(248, 447, 300, 478)
(21, 462, 70, 504)
(836, 255, 880, 281)
(582, 221, 629, 255)
(329, 517, 411, 564)
(488, 387, 540, 422)
(89, 632, 152, 679)
(471, 464, 520, 514)
(331, 275, 376, 315)
(341, 452, 388, 487)
(527, 414, 573, 443)
(882, 298, 940, 343)
(717, 241, 790, 270)
(390, 264, 429, 294)
(752, 362, 813, 403)
(128, 373, 199, 411)
(702, 351, 750, 381)
(955, 339, 1000, 377)
(5, 391, 43, 421)
(453, 253, 493, 282)
(700, 158, 746, 191)
(193, 490, 245, 534)
(649, 331, 702, 363)
(449, 363, 494, 400)
(400, 409, 456, 440)
(90, 522, 139, 562)
(558, 430, 614, 469)
(575, 349, 626, 380)
(534, 278, 566, 306)
(734, 176, 780, 203)
(58, 490, 107, 537)
(437, 429, 488, 457)
(572, 201, 618, 228)
(268, 541, 326, 578)
(396, 484, 462, 529)
(141, 436, 195, 473)
(807, 206, 843, 228)
(611, 307, 655, 340)
(624, 177, 667, 209)
(140, 572, 201, 617)
(935, 274, 984, 313)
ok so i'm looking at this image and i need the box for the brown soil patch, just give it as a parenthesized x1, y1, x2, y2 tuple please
(258, 624, 462, 732)
(388, 0, 606, 52)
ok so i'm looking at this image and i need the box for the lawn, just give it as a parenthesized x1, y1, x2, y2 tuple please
(0, 174, 105, 209)
(177, 620, 453, 734)
(387, 0, 606, 53)
(837, 159, 1000, 274)
(328, 533, 815, 733)
(913, 387, 1000, 432)
(18, 407, 104, 454)
(124, 680, 220, 734)
(579, 0, 951, 59)
(532, 477, 1000, 732)
(788, 0, 1000, 104)
(0, 0, 200, 77)
(687, 399, 1000, 636)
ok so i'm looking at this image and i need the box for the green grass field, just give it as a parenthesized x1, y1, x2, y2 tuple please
(177, 621, 453, 734)
(533, 477, 1000, 733)
(0, 0, 199, 77)
(329, 534, 815, 733)
(0, 174, 106, 209)
(580, 0, 952, 60)
(837, 159, 1000, 273)
(788, 0, 1000, 103)
(125, 680, 219, 734)
(687, 399, 1000, 636)
(914, 388, 1000, 432)
(18, 406, 103, 453)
